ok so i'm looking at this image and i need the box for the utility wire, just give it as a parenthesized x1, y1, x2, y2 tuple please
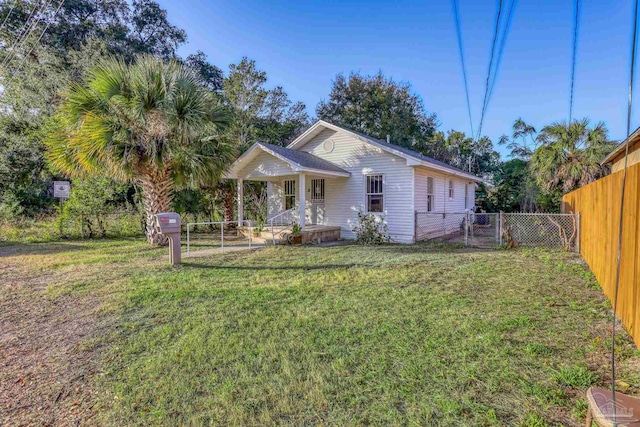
(7, 0, 64, 86)
(0, 1, 16, 33)
(486, 0, 517, 111)
(568, 0, 581, 123)
(1, 0, 48, 68)
(477, 0, 504, 141)
(452, 0, 474, 138)
(611, 0, 638, 422)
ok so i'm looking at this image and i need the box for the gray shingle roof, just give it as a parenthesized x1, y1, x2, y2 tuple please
(259, 143, 350, 175)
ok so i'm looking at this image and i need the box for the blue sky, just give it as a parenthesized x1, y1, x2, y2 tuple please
(159, 0, 637, 157)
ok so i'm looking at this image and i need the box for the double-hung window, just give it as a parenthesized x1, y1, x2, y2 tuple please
(427, 177, 435, 212)
(284, 180, 296, 210)
(448, 180, 454, 199)
(365, 174, 384, 213)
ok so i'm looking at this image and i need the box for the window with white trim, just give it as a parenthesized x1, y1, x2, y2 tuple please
(311, 179, 325, 201)
(365, 174, 384, 213)
(427, 177, 435, 212)
(448, 180, 454, 199)
(284, 179, 296, 210)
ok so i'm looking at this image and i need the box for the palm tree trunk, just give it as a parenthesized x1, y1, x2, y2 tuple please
(139, 169, 173, 246)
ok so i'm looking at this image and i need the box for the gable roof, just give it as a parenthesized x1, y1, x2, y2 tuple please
(259, 143, 350, 174)
(601, 126, 640, 165)
(287, 120, 483, 182)
(226, 142, 351, 179)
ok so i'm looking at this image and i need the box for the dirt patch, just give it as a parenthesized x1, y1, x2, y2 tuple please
(0, 262, 109, 426)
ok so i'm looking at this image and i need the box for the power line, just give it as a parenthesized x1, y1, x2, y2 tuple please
(486, 0, 517, 112)
(0, 1, 16, 33)
(611, 0, 638, 421)
(7, 0, 64, 86)
(568, 0, 581, 123)
(1, 0, 48, 69)
(477, 0, 504, 140)
(452, 0, 474, 138)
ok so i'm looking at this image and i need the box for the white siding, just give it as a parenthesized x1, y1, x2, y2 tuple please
(414, 167, 477, 239)
(299, 129, 415, 243)
(414, 167, 476, 213)
(237, 151, 293, 180)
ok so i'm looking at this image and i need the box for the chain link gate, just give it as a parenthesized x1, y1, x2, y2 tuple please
(415, 211, 580, 251)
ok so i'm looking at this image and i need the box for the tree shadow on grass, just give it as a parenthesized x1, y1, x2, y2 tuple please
(181, 262, 378, 271)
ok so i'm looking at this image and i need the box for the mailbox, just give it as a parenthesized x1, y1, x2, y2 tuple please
(154, 212, 182, 265)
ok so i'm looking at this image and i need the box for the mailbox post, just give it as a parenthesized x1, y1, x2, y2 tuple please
(155, 212, 182, 266)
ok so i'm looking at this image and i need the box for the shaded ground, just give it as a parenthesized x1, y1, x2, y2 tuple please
(1, 239, 639, 426)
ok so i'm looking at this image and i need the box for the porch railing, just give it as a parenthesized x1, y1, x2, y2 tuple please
(185, 220, 254, 257)
(268, 208, 296, 245)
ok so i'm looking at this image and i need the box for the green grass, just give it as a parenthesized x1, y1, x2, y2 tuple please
(3, 240, 639, 426)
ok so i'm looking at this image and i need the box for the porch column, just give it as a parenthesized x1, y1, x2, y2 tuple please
(298, 173, 306, 230)
(237, 178, 244, 225)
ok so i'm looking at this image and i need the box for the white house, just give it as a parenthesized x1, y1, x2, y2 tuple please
(226, 120, 483, 244)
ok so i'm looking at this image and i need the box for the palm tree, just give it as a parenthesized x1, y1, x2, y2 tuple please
(530, 118, 615, 193)
(45, 55, 235, 245)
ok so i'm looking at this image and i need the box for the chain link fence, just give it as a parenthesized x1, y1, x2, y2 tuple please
(501, 213, 579, 251)
(415, 211, 580, 251)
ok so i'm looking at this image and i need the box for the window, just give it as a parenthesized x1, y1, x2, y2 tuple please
(365, 174, 384, 212)
(427, 177, 435, 212)
(464, 184, 468, 209)
(448, 180, 454, 199)
(311, 179, 325, 201)
(284, 179, 296, 210)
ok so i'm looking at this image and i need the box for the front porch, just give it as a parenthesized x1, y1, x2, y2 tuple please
(226, 142, 352, 244)
(239, 224, 342, 245)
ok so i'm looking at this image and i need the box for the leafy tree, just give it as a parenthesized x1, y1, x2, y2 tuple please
(0, 0, 188, 217)
(44, 56, 234, 245)
(59, 177, 130, 238)
(428, 130, 500, 177)
(317, 71, 437, 152)
(218, 57, 309, 221)
(498, 118, 538, 160)
(126, 0, 186, 59)
(185, 50, 224, 92)
(531, 118, 614, 193)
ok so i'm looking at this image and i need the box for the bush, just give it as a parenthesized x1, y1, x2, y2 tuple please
(353, 211, 390, 245)
(58, 177, 131, 238)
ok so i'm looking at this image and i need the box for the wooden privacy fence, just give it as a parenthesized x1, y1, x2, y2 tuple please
(562, 162, 640, 345)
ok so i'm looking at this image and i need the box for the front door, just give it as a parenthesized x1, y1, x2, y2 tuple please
(310, 178, 325, 225)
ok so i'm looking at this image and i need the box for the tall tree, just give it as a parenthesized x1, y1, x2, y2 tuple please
(531, 118, 614, 193)
(44, 56, 234, 244)
(498, 117, 538, 160)
(0, 0, 188, 216)
(218, 57, 309, 222)
(428, 130, 500, 177)
(185, 50, 223, 92)
(316, 72, 437, 152)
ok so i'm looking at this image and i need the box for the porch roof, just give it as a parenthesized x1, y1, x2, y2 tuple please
(225, 142, 351, 179)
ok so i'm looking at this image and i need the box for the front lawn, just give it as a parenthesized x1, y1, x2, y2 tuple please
(1, 240, 638, 426)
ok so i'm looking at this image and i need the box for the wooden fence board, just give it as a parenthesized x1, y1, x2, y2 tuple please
(562, 163, 640, 344)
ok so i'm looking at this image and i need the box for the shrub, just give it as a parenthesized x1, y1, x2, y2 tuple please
(353, 211, 390, 245)
(58, 177, 131, 238)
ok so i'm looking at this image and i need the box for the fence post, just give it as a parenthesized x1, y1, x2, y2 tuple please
(187, 223, 190, 257)
(575, 212, 581, 253)
(464, 211, 469, 247)
(414, 211, 417, 243)
(221, 223, 224, 253)
(499, 211, 503, 246)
